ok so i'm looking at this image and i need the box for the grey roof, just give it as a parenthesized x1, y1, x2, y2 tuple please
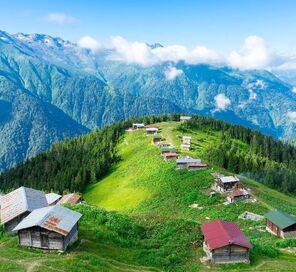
(133, 123, 145, 127)
(13, 205, 82, 236)
(219, 176, 240, 183)
(176, 157, 201, 164)
(46, 193, 62, 205)
(0, 187, 48, 224)
(180, 116, 191, 120)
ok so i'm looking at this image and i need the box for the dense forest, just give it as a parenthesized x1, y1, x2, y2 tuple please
(182, 116, 296, 194)
(1, 114, 296, 195)
(0, 114, 179, 193)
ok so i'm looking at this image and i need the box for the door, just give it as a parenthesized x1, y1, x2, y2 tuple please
(41, 234, 49, 248)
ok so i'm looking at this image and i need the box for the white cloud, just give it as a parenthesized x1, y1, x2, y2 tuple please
(292, 87, 296, 93)
(228, 36, 271, 69)
(214, 93, 231, 111)
(248, 89, 257, 100)
(77, 36, 100, 52)
(164, 66, 184, 80)
(287, 111, 296, 123)
(43, 12, 78, 25)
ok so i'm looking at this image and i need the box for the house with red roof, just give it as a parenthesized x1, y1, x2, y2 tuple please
(163, 152, 178, 161)
(201, 220, 251, 264)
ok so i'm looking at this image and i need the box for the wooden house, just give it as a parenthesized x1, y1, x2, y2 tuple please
(180, 116, 191, 122)
(163, 152, 178, 161)
(58, 193, 81, 205)
(13, 205, 82, 251)
(45, 193, 62, 206)
(227, 189, 250, 203)
(151, 134, 162, 144)
(187, 161, 208, 171)
(158, 142, 170, 148)
(201, 220, 251, 264)
(176, 157, 207, 170)
(182, 136, 192, 145)
(0, 187, 48, 234)
(265, 210, 296, 238)
(214, 176, 240, 193)
(132, 123, 145, 130)
(146, 127, 159, 135)
(160, 147, 177, 155)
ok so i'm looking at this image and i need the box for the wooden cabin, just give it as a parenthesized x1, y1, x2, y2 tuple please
(13, 205, 82, 251)
(265, 210, 296, 238)
(0, 187, 48, 234)
(146, 127, 159, 135)
(45, 193, 62, 206)
(176, 157, 202, 169)
(58, 193, 81, 205)
(160, 147, 177, 155)
(180, 116, 191, 122)
(163, 152, 178, 161)
(151, 134, 162, 144)
(201, 220, 251, 264)
(227, 188, 250, 203)
(214, 176, 239, 193)
(187, 161, 208, 171)
(182, 136, 192, 145)
(132, 123, 145, 130)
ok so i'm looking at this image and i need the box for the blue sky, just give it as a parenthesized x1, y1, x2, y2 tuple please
(0, 0, 295, 55)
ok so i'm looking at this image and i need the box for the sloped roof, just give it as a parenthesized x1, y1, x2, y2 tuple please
(152, 134, 162, 138)
(265, 210, 296, 229)
(0, 187, 48, 224)
(58, 193, 81, 205)
(13, 205, 82, 236)
(180, 116, 191, 120)
(219, 176, 239, 183)
(146, 127, 159, 131)
(177, 157, 201, 164)
(46, 193, 62, 205)
(133, 123, 145, 127)
(201, 220, 251, 250)
(161, 147, 176, 153)
(164, 152, 177, 157)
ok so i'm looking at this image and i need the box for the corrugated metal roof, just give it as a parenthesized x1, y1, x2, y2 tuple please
(164, 152, 177, 157)
(180, 116, 191, 120)
(13, 205, 82, 236)
(146, 128, 159, 131)
(201, 220, 251, 250)
(176, 157, 201, 164)
(265, 210, 296, 229)
(58, 193, 81, 205)
(133, 123, 145, 127)
(161, 147, 176, 152)
(0, 187, 48, 224)
(219, 176, 239, 183)
(46, 193, 62, 205)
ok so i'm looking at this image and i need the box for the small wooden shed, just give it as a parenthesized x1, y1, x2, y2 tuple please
(160, 147, 177, 155)
(182, 136, 192, 145)
(227, 188, 250, 203)
(132, 123, 145, 130)
(187, 161, 208, 171)
(163, 152, 178, 161)
(201, 220, 251, 264)
(13, 205, 82, 251)
(151, 134, 162, 144)
(265, 210, 296, 238)
(180, 116, 191, 122)
(146, 127, 159, 135)
(0, 187, 48, 234)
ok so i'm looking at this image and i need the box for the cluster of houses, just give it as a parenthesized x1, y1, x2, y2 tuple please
(0, 186, 81, 251)
(212, 174, 251, 204)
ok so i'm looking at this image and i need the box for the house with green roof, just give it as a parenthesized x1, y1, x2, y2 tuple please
(151, 134, 162, 144)
(265, 210, 296, 238)
(160, 147, 177, 155)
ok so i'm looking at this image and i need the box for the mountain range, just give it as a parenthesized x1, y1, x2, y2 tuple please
(1, 29, 296, 171)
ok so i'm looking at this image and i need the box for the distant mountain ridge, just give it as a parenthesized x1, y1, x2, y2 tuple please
(1, 29, 296, 171)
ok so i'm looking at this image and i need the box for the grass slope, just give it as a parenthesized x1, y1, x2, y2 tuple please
(1, 121, 296, 271)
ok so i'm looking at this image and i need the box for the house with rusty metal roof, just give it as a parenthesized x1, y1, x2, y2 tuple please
(45, 193, 62, 206)
(0, 186, 48, 233)
(58, 193, 81, 205)
(13, 205, 82, 251)
(265, 210, 296, 238)
(201, 220, 251, 264)
(213, 176, 240, 193)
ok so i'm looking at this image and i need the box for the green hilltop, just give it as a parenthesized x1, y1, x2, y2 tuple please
(0, 119, 296, 271)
